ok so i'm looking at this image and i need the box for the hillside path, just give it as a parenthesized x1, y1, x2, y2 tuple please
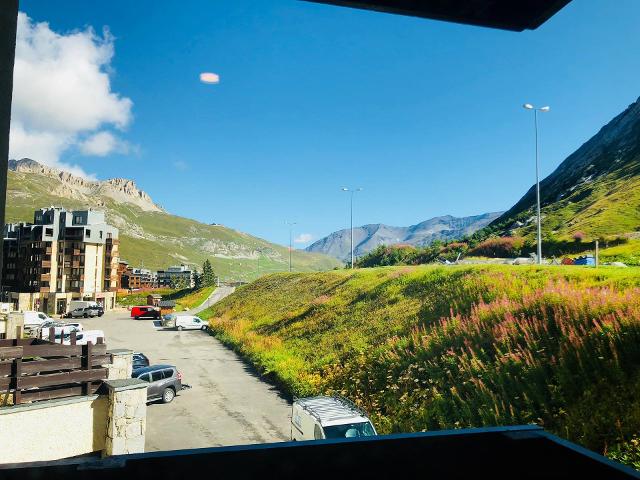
(189, 285, 235, 315)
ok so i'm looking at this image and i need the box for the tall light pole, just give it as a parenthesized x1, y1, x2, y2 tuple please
(341, 187, 363, 268)
(523, 103, 550, 265)
(285, 221, 297, 272)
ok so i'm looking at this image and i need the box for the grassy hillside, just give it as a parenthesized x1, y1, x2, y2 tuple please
(488, 97, 640, 244)
(491, 167, 640, 242)
(201, 265, 640, 467)
(7, 169, 341, 279)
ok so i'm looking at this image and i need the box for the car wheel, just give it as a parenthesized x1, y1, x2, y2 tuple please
(201, 325, 207, 331)
(83, 313, 88, 318)
(177, 326, 183, 331)
(134, 316, 139, 320)
(162, 388, 175, 404)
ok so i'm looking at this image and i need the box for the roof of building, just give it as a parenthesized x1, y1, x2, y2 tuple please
(305, 0, 571, 31)
(158, 300, 176, 307)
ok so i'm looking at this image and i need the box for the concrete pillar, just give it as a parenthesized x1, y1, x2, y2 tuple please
(106, 349, 134, 380)
(103, 379, 147, 457)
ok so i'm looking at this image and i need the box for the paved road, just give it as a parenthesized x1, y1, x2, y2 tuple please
(188, 285, 235, 315)
(82, 307, 291, 452)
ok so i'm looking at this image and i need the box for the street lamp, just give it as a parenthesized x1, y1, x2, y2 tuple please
(341, 187, 363, 268)
(285, 221, 297, 272)
(523, 103, 550, 265)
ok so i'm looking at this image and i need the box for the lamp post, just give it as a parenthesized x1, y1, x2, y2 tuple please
(285, 221, 297, 272)
(523, 103, 550, 265)
(341, 187, 363, 268)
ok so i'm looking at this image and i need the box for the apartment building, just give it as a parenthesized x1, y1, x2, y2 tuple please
(2, 207, 119, 314)
(120, 264, 157, 290)
(157, 264, 194, 288)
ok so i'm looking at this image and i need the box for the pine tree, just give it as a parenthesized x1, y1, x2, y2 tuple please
(202, 259, 216, 287)
(193, 268, 202, 289)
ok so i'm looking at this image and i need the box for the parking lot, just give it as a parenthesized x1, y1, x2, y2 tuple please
(82, 309, 291, 451)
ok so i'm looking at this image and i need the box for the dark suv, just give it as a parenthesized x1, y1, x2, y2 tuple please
(132, 364, 183, 403)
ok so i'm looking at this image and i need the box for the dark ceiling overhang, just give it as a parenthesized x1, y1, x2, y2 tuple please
(304, 0, 572, 31)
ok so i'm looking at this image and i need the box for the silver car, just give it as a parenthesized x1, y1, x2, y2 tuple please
(132, 365, 183, 403)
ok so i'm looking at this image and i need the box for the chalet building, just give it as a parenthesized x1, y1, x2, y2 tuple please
(2, 207, 119, 314)
(157, 264, 194, 288)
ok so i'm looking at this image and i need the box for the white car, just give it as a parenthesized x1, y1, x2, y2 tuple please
(61, 329, 105, 345)
(291, 396, 377, 441)
(40, 323, 78, 340)
(174, 315, 208, 331)
(22, 311, 54, 327)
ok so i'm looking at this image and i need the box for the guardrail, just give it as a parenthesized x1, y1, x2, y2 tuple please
(0, 331, 111, 406)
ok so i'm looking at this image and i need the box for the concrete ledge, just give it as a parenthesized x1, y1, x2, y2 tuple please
(108, 349, 134, 356)
(103, 378, 147, 392)
(0, 395, 100, 415)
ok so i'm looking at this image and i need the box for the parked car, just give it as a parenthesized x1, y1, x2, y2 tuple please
(133, 352, 150, 369)
(74, 329, 105, 345)
(70, 306, 98, 318)
(131, 305, 160, 320)
(39, 322, 78, 339)
(22, 310, 54, 327)
(64, 322, 84, 332)
(291, 396, 377, 441)
(132, 365, 183, 403)
(95, 305, 104, 317)
(173, 315, 207, 331)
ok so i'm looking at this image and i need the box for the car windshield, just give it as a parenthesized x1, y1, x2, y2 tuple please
(322, 422, 376, 439)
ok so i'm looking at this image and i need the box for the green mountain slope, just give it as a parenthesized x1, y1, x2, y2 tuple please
(6, 161, 341, 280)
(489, 96, 640, 241)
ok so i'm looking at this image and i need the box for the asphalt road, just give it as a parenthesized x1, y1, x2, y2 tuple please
(82, 306, 291, 452)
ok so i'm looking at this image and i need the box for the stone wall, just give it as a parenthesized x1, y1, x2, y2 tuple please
(103, 379, 148, 456)
(106, 349, 133, 380)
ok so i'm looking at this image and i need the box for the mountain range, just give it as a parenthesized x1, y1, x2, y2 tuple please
(6, 158, 341, 279)
(489, 95, 640, 240)
(306, 212, 503, 261)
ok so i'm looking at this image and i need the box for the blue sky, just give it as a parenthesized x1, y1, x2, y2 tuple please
(13, 0, 640, 247)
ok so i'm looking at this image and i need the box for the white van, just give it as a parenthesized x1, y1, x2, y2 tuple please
(23, 311, 54, 327)
(291, 396, 377, 441)
(174, 315, 207, 331)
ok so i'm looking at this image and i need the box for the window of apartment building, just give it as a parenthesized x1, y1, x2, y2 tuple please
(74, 215, 82, 224)
(86, 229, 91, 238)
(45, 228, 53, 236)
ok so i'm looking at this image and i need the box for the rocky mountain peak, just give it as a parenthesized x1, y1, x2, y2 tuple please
(8, 158, 164, 212)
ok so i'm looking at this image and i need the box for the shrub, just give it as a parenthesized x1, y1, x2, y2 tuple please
(467, 236, 524, 257)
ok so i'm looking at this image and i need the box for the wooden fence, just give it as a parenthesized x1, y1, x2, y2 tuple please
(0, 327, 112, 406)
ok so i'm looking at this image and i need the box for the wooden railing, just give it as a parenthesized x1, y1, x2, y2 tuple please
(0, 330, 111, 405)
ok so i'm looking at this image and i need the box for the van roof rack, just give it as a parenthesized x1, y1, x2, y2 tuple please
(294, 395, 370, 425)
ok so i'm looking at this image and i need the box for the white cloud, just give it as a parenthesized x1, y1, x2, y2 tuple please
(294, 233, 314, 244)
(9, 12, 133, 176)
(79, 131, 130, 156)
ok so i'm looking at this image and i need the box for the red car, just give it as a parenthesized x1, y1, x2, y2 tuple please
(130, 306, 160, 320)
